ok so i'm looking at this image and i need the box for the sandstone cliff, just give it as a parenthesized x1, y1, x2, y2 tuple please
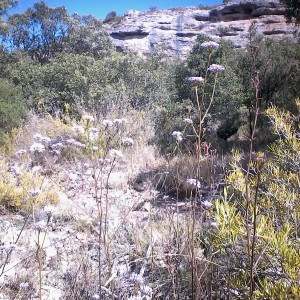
(103, 0, 295, 57)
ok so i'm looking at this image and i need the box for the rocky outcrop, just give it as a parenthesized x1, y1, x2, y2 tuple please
(103, 0, 295, 57)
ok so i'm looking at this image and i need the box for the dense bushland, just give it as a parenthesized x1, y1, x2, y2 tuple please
(0, 1, 300, 299)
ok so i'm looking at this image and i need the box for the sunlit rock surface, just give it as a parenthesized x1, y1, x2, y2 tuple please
(103, 0, 295, 57)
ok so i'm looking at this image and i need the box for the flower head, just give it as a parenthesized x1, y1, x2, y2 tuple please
(102, 119, 113, 127)
(19, 282, 29, 289)
(122, 137, 134, 146)
(201, 41, 219, 50)
(29, 189, 41, 196)
(33, 134, 51, 144)
(32, 220, 47, 232)
(187, 76, 204, 84)
(2, 244, 17, 253)
(9, 165, 22, 176)
(172, 131, 183, 142)
(30, 142, 45, 153)
(51, 142, 63, 150)
(99, 158, 111, 165)
(113, 118, 127, 125)
(43, 205, 57, 217)
(109, 149, 124, 158)
(66, 139, 85, 148)
(40, 136, 51, 144)
(183, 118, 193, 124)
(72, 125, 84, 134)
(82, 115, 94, 122)
(208, 64, 225, 73)
(89, 127, 99, 141)
(140, 284, 153, 296)
(202, 200, 214, 209)
(130, 272, 144, 285)
(33, 133, 44, 141)
(186, 178, 201, 188)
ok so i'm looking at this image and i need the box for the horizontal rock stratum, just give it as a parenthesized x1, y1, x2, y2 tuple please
(103, 0, 296, 57)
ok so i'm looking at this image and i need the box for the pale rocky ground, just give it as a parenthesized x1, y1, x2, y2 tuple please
(1, 136, 194, 299)
(0, 115, 216, 298)
(0, 152, 159, 299)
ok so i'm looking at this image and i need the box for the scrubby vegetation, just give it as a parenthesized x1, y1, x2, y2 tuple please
(0, 1, 300, 299)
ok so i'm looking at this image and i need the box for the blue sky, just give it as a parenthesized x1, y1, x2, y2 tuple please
(11, 0, 222, 19)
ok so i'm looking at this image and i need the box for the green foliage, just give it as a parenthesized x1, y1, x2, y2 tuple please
(155, 36, 244, 153)
(209, 102, 300, 297)
(235, 35, 300, 113)
(66, 13, 113, 59)
(0, 158, 59, 212)
(8, 49, 178, 119)
(0, 0, 17, 26)
(280, 0, 300, 24)
(0, 79, 26, 145)
(2, 1, 112, 63)
(103, 10, 117, 23)
(3, 1, 71, 63)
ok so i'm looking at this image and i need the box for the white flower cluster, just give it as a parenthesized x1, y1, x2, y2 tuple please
(32, 220, 48, 232)
(208, 64, 225, 73)
(109, 149, 124, 158)
(172, 131, 183, 142)
(9, 165, 22, 176)
(43, 205, 57, 217)
(186, 178, 201, 188)
(19, 282, 29, 289)
(202, 200, 214, 209)
(33, 133, 51, 144)
(201, 41, 219, 50)
(183, 118, 193, 124)
(130, 273, 144, 285)
(187, 76, 204, 84)
(88, 127, 99, 141)
(51, 142, 63, 150)
(102, 119, 113, 127)
(30, 142, 45, 153)
(66, 138, 85, 148)
(99, 158, 111, 165)
(113, 118, 127, 125)
(122, 137, 134, 146)
(127, 296, 143, 300)
(82, 115, 94, 122)
(102, 118, 127, 127)
(0, 243, 17, 253)
(72, 125, 85, 134)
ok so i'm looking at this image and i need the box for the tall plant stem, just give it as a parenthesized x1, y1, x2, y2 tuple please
(191, 51, 217, 300)
(244, 75, 261, 299)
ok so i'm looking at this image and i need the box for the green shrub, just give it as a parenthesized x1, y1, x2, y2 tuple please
(0, 79, 26, 145)
(208, 99, 300, 298)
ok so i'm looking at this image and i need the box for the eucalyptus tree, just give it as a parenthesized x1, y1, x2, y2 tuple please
(66, 13, 113, 59)
(0, 0, 18, 20)
(3, 1, 70, 63)
(2, 1, 113, 63)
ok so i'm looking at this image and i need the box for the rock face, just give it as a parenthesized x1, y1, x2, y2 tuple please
(103, 0, 295, 57)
